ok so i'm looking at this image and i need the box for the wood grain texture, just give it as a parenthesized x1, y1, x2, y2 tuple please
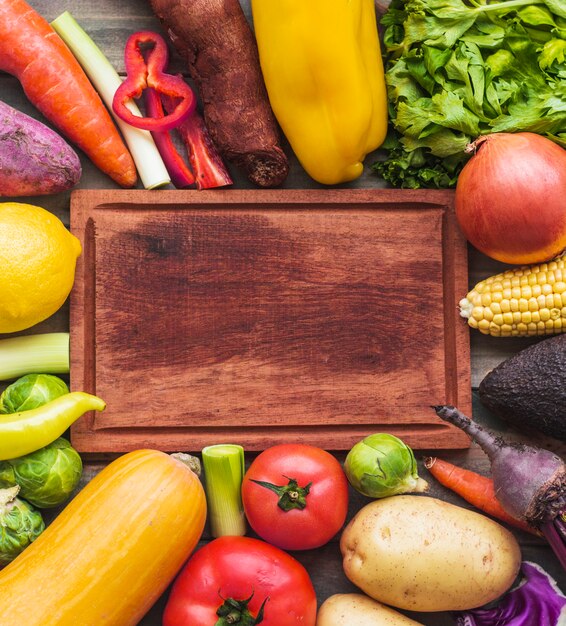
(70, 188, 471, 452)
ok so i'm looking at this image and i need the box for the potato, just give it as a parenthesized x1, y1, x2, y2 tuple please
(340, 495, 521, 612)
(316, 593, 424, 625)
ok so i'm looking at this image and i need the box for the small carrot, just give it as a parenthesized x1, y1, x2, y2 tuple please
(0, 0, 136, 188)
(424, 456, 540, 536)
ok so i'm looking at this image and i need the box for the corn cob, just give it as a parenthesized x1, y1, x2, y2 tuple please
(459, 253, 566, 337)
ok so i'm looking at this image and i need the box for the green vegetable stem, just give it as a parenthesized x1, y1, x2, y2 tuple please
(344, 433, 429, 498)
(202, 444, 247, 538)
(0, 392, 106, 461)
(0, 333, 70, 382)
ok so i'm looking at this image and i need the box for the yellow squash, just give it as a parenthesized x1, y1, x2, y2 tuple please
(0, 449, 207, 626)
(251, 0, 388, 185)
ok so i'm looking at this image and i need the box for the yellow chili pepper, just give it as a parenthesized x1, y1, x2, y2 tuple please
(0, 392, 105, 460)
(251, 0, 388, 185)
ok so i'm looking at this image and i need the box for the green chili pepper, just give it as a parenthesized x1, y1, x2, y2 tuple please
(0, 392, 105, 460)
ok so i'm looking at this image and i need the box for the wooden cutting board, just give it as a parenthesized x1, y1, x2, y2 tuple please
(69, 189, 471, 453)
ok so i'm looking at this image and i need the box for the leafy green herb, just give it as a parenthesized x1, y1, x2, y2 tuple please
(374, 0, 566, 188)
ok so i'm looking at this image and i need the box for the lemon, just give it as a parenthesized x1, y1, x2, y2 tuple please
(0, 203, 82, 334)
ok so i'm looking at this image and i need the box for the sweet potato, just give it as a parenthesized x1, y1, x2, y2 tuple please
(0, 100, 81, 197)
(149, 0, 289, 188)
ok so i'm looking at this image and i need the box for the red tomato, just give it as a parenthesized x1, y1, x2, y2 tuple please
(162, 536, 317, 626)
(241, 443, 349, 550)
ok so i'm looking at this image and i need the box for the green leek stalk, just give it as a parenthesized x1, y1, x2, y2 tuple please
(0, 334, 70, 381)
(51, 11, 171, 190)
(202, 444, 247, 537)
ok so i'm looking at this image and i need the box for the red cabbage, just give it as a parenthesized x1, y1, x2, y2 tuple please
(454, 562, 566, 626)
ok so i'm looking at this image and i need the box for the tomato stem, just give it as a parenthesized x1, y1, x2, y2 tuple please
(215, 593, 268, 626)
(250, 476, 312, 511)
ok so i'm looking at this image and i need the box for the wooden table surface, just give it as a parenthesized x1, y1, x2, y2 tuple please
(1, 0, 564, 624)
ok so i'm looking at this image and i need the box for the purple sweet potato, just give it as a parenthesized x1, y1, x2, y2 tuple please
(0, 100, 81, 197)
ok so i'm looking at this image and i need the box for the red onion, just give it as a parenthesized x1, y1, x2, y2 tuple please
(455, 132, 566, 265)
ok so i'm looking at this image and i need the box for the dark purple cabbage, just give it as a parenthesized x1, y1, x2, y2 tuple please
(453, 562, 566, 626)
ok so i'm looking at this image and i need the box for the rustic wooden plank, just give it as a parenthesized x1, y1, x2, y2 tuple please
(69, 188, 471, 452)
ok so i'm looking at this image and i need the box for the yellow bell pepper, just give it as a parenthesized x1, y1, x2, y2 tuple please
(251, 0, 388, 185)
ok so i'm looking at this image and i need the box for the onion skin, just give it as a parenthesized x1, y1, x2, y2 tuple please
(455, 132, 566, 265)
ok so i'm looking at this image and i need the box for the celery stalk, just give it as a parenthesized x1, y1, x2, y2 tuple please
(202, 444, 247, 537)
(0, 333, 70, 381)
(51, 12, 171, 190)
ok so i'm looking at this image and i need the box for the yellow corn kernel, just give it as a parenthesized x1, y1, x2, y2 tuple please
(490, 302, 502, 315)
(492, 313, 504, 326)
(502, 312, 514, 325)
(472, 306, 485, 321)
(521, 311, 532, 324)
(481, 293, 492, 307)
(478, 319, 491, 332)
(519, 299, 529, 312)
(551, 294, 563, 308)
(489, 322, 501, 335)
(521, 285, 532, 298)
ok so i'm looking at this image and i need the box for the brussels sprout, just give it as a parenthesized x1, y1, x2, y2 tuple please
(344, 433, 429, 498)
(0, 485, 44, 566)
(0, 374, 69, 414)
(0, 438, 82, 508)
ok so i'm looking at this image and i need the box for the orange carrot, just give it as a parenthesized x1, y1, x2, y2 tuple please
(424, 457, 540, 536)
(0, 0, 136, 188)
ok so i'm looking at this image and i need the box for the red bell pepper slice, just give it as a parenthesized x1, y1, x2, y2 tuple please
(162, 93, 233, 190)
(144, 87, 195, 188)
(112, 31, 195, 132)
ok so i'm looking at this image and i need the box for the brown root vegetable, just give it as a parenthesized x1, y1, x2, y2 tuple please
(149, 0, 289, 188)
